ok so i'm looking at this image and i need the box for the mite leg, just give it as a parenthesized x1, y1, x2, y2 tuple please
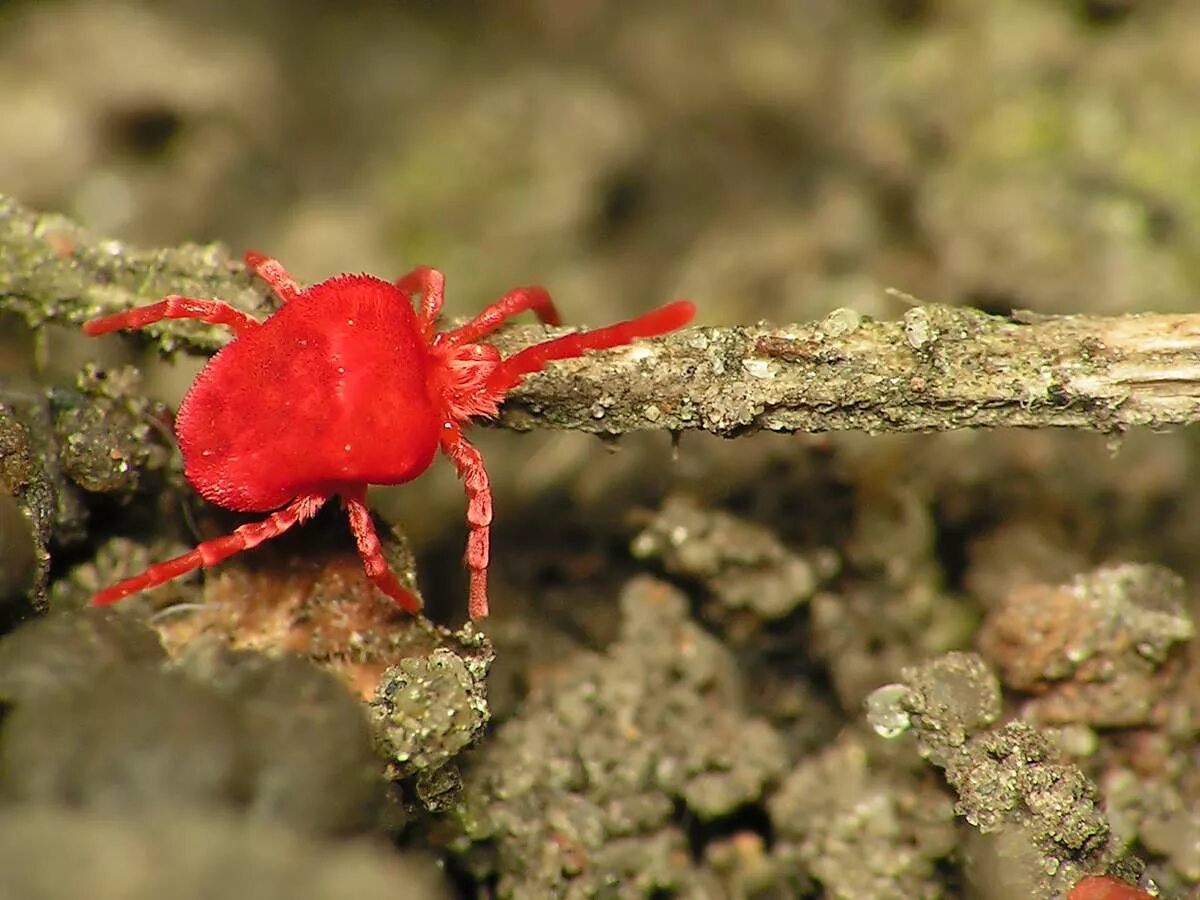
(440, 285, 562, 348)
(90, 495, 327, 606)
(395, 266, 446, 341)
(244, 250, 302, 303)
(342, 489, 423, 614)
(488, 299, 695, 393)
(439, 424, 492, 620)
(83, 297, 260, 337)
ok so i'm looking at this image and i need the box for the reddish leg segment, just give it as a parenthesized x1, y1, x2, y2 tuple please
(342, 489, 423, 613)
(90, 495, 327, 606)
(439, 424, 493, 620)
(441, 285, 562, 347)
(83, 297, 260, 337)
(244, 250, 302, 303)
(488, 299, 695, 393)
(395, 266, 446, 340)
(1067, 875, 1155, 900)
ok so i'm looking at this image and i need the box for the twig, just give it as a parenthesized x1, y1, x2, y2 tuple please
(4, 193, 1199, 437)
(0, 194, 269, 354)
(491, 305, 1200, 435)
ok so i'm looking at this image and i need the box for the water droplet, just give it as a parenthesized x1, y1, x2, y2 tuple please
(865, 683, 912, 738)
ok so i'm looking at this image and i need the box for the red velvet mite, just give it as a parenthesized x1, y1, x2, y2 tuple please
(84, 252, 694, 619)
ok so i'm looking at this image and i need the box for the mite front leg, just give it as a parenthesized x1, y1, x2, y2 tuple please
(485, 299, 695, 394)
(439, 423, 493, 620)
(83, 297, 261, 338)
(440, 285, 562, 347)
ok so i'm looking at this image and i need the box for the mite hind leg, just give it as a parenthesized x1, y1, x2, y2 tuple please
(84, 297, 260, 337)
(244, 250, 302, 303)
(90, 495, 327, 606)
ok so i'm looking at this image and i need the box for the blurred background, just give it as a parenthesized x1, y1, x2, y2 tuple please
(8, 0, 1199, 324)
(3, 2, 1200, 897)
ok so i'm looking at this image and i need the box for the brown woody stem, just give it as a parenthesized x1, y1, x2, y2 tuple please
(4, 193, 1198, 437)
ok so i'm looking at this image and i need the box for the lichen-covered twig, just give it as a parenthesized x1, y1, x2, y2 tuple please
(494, 304, 1200, 436)
(0, 194, 268, 354)
(5, 193, 1200, 437)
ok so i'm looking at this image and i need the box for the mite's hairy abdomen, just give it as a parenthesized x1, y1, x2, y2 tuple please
(177, 280, 439, 511)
